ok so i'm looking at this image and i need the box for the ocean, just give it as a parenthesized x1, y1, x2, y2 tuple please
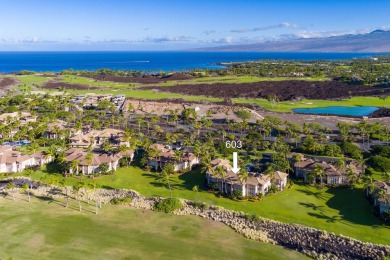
(0, 51, 379, 73)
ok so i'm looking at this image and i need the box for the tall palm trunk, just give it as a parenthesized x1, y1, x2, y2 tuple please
(167, 178, 173, 198)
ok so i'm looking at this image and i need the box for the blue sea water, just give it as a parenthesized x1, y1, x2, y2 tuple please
(293, 106, 379, 117)
(0, 51, 379, 73)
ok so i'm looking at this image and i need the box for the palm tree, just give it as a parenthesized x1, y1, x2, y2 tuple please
(336, 158, 346, 171)
(375, 188, 387, 206)
(85, 152, 94, 175)
(313, 164, 326, 185)
(173, 150, 185, 164)
(347, 168, 358, 189)
(238, 170, 248, 196)
(70, 159, 79, 176)
(215, 166, 226, 194)
(362, 176, 376, 196)
(160, 163, 175, 198)
(193, 143, 202, 162)
(73, 181, 85, 212)
(88, 181, 101, 213)
(21, 184, 30, 202)
(28, 142, 40, 154)
(59, 178, 70, 207)
(148, 147, 160, 170)
(6, 182, 15, 201)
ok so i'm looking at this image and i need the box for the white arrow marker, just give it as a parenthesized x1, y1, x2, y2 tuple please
(231, 152, 240, 174)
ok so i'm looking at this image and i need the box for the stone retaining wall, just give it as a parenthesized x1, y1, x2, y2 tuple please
(1, 177, 390, 260)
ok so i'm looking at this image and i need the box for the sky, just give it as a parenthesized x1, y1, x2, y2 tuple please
(0, 0, 389, 51)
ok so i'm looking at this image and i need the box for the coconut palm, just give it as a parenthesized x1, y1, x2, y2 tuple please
(73, 181, 85, 212)
(85, 152, 94, 175)
(160, 163, 175, 198)
(362, 176, 376, 196)
(59, 178, 70, 208)
(375, 188, 387, 206)
(6, 182, 15, 201)
(347, 168, 358, 188)
(238, 170, 248, 196)
(28, 142, 40, 154)
(312, 164, 326, 185)
(21, 184, 30, 203)
(88, 181, 101, 213)
(173, 150, 185, 163)
(215, 166, 226, 194)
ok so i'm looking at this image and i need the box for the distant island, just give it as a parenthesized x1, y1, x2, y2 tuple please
(192, 30, 390, 52)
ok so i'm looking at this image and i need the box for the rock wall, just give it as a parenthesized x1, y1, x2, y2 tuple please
(1, 177, 390, 260)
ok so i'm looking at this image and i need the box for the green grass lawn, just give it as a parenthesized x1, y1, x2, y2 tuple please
(156, 75, 330, 87)
(61, 75, 139, 89)
(234, 96, 389, 112)
(63, 88, 222, 102)
(14, 75, 53, 85)
(11, 165, 390, 246)
(39, 74, 387, 112)
(0, 196, 307, 260)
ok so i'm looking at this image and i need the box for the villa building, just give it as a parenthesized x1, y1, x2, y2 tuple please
(0, 145, 52, 173)
(69, 128, 129, 148)
(206, 158, 288, 197)
(147, 143, 199, 171)
(293, 156, 362, 185)
(0, 112, 37, 125)
(63, 148, 134, 175)
(368, 181, 390, 214)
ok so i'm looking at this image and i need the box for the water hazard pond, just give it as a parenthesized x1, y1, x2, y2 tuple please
(293, 106, 379, 117)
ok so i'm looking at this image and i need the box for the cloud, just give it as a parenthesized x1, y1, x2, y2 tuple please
(141, 36, 193, 43)
(103, 39, 131, 43)
(231, 22, 299, 33)
(281, 28, 373, 39)
(0, 37, 44, 44)
(203, 30, 216, 35)
(211, 36, 234, 44)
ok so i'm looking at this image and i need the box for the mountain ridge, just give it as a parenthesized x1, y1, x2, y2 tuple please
(192, 30, 390, 52)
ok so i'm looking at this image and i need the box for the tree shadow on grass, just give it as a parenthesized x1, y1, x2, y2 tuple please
(296, 188, 327, 201)
(299, 202, 326, 213)
(307, 212, 345, 224)
(35, 195, 97, 214)
(324, 187, 390, 228)
(177, 170, 207, 191)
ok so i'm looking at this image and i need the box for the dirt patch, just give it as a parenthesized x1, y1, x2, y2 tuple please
(369, 107, 390, 118)
(161, 73, 194, 81)
(141, 81, 390, 101)
(124, 99, 262, 122)
(43, 81, 98, 90)
(88, 72, 193, 84)
(0, 77, 17, 88)
(0, 77, 17, 96)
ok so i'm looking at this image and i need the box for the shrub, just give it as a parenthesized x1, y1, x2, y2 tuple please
(232, 189, 243, 199)
(269, 184, 278, 193)
(382, 210, 390, 224)
(110, 197, 132, 205)
(246, 214, 261, 223)
(367, 156, 390, 173)
(191, 200, 209, 210)
(154, 198, 182, 213)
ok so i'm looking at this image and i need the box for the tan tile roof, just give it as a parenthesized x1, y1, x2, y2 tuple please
(274, 171, 288, 180)
(0, 145, 13, 154)
(0, 151, 33, 164)
(64, 148, 122, 166)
